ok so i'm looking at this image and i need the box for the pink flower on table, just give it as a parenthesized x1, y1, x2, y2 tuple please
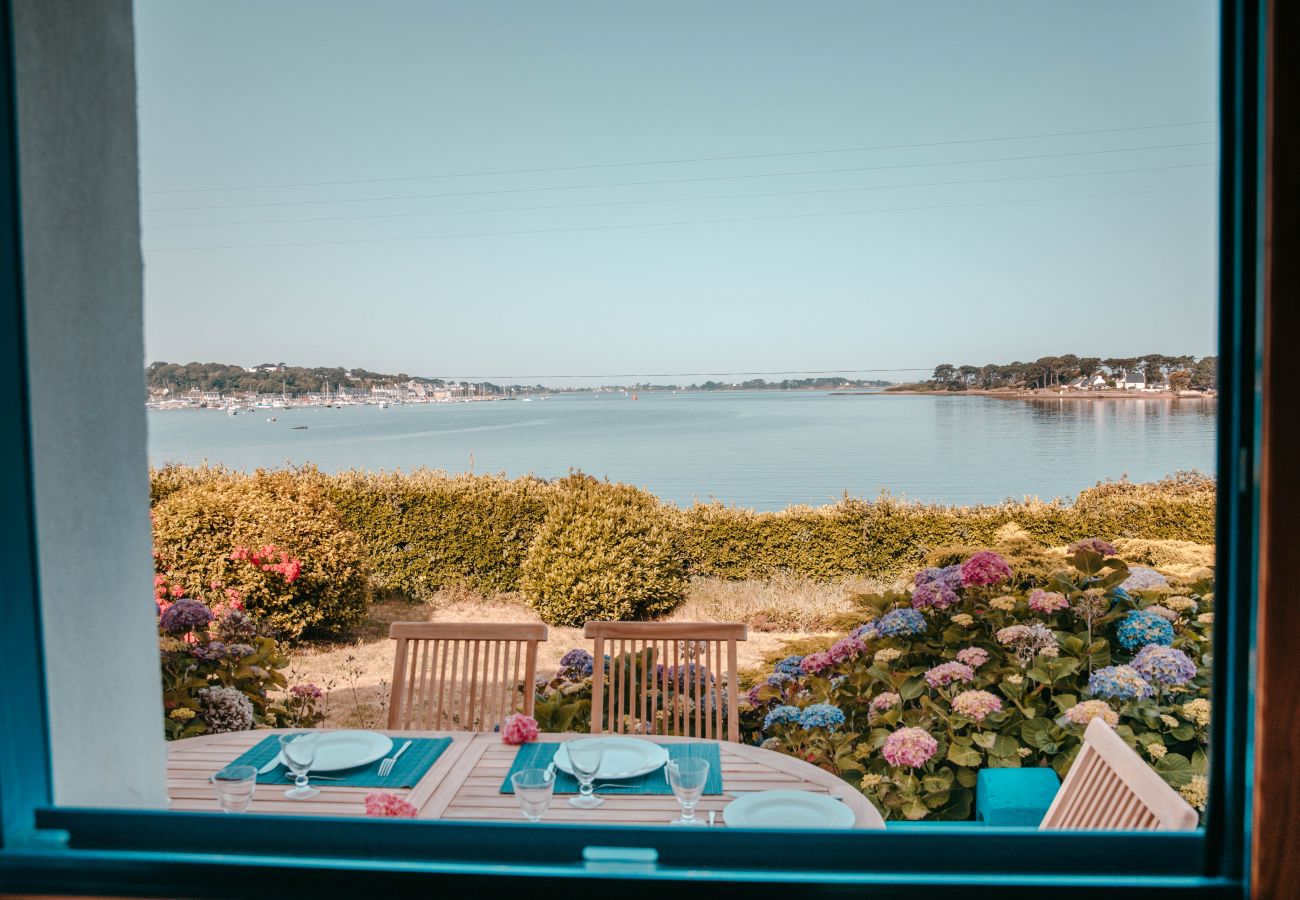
(955, 647, 989, 668)
(364, 791, 418, 818)
(960, 551, 1013, 587)
(881, 727, 938, 768)
(501, 713, 540, 745)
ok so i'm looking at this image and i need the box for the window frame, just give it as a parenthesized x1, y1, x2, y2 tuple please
(0, 0, 1263, 894)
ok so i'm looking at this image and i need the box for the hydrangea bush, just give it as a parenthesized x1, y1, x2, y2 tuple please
(740, 544, 1213, 820)
(156, 570, 302, 740)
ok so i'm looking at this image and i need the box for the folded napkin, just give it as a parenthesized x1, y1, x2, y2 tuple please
(230, 734, 452, 789)
(501, 740, 722, 795)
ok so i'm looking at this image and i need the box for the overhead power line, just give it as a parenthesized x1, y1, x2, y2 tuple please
(144, 141, 1216, 214)
(144, 183, 1213, 253)
(142, 119, 1217, 195)
(145, 161, 1216, 230)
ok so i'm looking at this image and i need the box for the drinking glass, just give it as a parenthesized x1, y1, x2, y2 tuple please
(565, 738, 605, 809)
(666, 758, 709, 825)
(511, 768, 555, 822)
(279, 732, 320, 799)
(211, 764, 257, 813)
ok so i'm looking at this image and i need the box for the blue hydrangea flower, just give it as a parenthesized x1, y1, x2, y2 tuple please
(765, 672, 795, 689)
(876, 608, 928, 638)
(774, 655, 805, 676)
(1116, 610, 1176, 650)
(559, 648, 594, 677)
(798, 703, 846, 731)
(1088, 665, 1155, 700)
(1131, 644, 1198, 687)
(763, 705, 803, 731)
(850, 621, 878, 641)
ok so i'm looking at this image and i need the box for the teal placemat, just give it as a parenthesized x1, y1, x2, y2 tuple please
(501, 741, 722, 795)
(230, 735, 452, 789)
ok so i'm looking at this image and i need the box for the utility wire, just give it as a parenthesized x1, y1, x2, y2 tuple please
(144, 183, 1212, 253)
(143, 141, 1217, 214)
(146, 161, 1216, 230)
(142, 119, 1217, 195)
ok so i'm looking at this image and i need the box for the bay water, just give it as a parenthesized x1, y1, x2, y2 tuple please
(147, 391, 1216, 511)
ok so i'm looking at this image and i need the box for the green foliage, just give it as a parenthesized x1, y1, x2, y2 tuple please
(151, 468, 368, 641)
(521, 475, 687, 627)
(150, 467, 1215, 627)
(326, 469, 551, 599)
(744, 548, 1214, 821)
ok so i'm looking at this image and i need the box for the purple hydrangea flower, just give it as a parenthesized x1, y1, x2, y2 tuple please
(559, 648, 594, 677)
(1131, 644, 1198, 687)
(159, 598, 212, 634)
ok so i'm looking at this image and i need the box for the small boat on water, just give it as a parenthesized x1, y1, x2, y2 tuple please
(267, 417, 277, 422)
(292, 425, 308, 430)
(226, 407, 237, 416)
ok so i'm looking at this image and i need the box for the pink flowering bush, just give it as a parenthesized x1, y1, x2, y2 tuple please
(502, 713, 540, 745)
(742, 545, 1213, 821)
(364, 792, 419, 818)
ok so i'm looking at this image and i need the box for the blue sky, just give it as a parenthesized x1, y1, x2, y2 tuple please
(136, 1, 1218, 386)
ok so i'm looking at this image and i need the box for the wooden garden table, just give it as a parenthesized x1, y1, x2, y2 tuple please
(167, 729, 884, 828)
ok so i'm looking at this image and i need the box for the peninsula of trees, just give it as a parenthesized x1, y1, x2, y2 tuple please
(892, 354, 1217, 393)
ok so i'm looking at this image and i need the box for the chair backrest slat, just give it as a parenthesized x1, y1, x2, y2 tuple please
(1040, 718, 1198, 831)
(387, 623, 546, 731)
(583, 622, 747, 742)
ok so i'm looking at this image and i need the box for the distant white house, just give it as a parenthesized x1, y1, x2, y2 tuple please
(1116, 370, 1150, 391)
(1067, 374, 1110, 390)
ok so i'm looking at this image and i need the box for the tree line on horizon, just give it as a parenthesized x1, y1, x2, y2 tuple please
(924, 354, 1218, 392)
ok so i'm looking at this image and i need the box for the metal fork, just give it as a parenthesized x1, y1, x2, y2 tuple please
(378, 740, 412, 777)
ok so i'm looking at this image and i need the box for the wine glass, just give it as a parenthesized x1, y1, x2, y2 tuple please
(211, 764, 257, 813)
(666, 758, 709, 825)
(511, 768, 555, 822)
(279, 732, 320, 799)
(565, 738, 605, 809)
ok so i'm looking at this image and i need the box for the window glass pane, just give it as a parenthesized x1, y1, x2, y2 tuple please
(119, 0, 1221, 843)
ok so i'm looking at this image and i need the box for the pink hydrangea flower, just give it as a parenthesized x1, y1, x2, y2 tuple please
(289, 683, 323, 700)
(951, 689, 1003, 722)
(501, 713, 540, 745)
(800, 651, 835, 675)
(1028, 589, 1069, 614)
(881, 727, 939, 768)
(827, 636, 867, 664)
(364, 791, 418, 818)
(871, 692, 901, 712)
(924, 661, 976, 688)
(960, 551, 1013, 587)
(955, 647, 989, 668)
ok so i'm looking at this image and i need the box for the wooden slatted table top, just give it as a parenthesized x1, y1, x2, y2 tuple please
(168, 729, 883, 828)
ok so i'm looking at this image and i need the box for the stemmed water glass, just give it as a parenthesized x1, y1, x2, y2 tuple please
(666, 758, 709, 826)
(511, 768, 555, 822)
(565, 738, 605, 809)
(279, 732, 320, 799)
(211, 764, 257, 813)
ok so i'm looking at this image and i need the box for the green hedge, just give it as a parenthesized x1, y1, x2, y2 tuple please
(150, 466, 1215, 603)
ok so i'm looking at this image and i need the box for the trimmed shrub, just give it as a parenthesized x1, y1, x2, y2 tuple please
(327, 469, 551, 600)
(521, 475, 687, 626)
(152, 468, 368, 640)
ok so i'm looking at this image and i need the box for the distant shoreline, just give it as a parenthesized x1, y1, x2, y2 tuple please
(879, 388, 1217, 401)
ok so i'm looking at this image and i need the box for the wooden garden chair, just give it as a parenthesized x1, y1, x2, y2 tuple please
(387, 623, 546, 731)
(1039, 717, 1199, 830)
(584, 622, 747, 743)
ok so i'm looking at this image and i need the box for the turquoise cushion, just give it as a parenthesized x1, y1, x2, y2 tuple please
(976, 767, 1060, 826)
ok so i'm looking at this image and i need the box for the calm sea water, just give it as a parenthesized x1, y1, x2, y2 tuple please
(146, 392, 1217, 511)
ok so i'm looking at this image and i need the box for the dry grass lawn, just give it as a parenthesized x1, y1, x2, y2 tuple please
(287, 574, 885, 728)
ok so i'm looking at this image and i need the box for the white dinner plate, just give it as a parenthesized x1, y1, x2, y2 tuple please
(723, 790, 856, 829)
(307, 731, 393, 772)
(552, 737, 670, 780)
